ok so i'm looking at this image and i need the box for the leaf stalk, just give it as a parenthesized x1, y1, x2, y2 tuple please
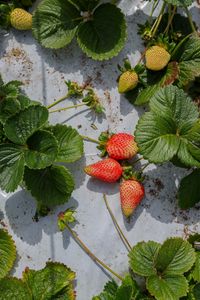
(49, 103, 86, 113)
(65, 223, 123, 281)
(103, 194, 132, 252)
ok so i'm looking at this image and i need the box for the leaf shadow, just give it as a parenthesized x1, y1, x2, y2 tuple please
(65, 155, 87, 190)
(4, 190, 79, 246)
(143, 163, 200, 226)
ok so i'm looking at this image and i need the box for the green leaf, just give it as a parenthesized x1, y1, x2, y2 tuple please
(164, 0, 193, 7)
(0, 98, 21, 124)
(116, 275, 141, 300)
(129, 241, 161, 277)
(32, 0, 80, 49)
(193, 283, 200, 299)
(0, 144, 24, 192)
(24, 165, 75, 207)
(23, 262, 76, 299)
(191, 253, 200, 283)
(155, 238, 196, 275)
(69, 0, 99, 11)
(178, 169, 200, 209)
(0, 229, 16, 279)
(175, 35, 200, 86)
(49, 124, 83, 163)
(0, 278, 30, 300)
(135, 86, 200, 166)
(4, 105, 49, 145)
(147, 274, 188, 300)
(77, 3, 127, 60)
(24, 130, 58, 169)
(128, 62, 179, 106)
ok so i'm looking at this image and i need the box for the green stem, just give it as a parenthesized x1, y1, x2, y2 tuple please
(133, 157, 143, 164)
(103, 194, 132, 252)
(49, 103, 86, 113)
(81, 135, 99, 144)
(164, 5, 176, 34)
(47, 94, 69, 109)
(141, 162, 151, 172)
(151, 2, 167, 37)
(149, 0, 160, 20)
(184, 6, 197, 34)
(65, 223, 123, 281)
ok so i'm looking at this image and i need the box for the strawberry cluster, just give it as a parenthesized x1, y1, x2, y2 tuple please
(84, 133, 145, 218)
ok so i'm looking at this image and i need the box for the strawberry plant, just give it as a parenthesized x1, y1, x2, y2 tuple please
(0, 76, 84, 217)
(135, 84, 200, 208)
(0, 228, 76, 299)
(58, 208, 200, 300)
(119, 34, 200, 105)
(32, 0, 127, 60)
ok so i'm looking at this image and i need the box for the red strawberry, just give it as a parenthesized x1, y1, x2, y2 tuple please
(84, 158, 122, 183)
(120, 180, 145, 217)
(106, 133, 138, 160)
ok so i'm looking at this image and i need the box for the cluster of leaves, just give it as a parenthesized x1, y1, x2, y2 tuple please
(135, 85, 200, 208)
(124, 34, 200, 106)
(0, 76, 83, 216)
(32, 0, 127, 60)
(0, 0, 35, 29)
(0, 228, 76, 299)
(93, 236, 200, 300)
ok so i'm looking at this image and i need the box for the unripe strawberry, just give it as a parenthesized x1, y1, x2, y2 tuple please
(118, 71, 138, 93)
(10, 8, 32, 30)
(145, 45, 171, 71)
(106, 133, 138, 160)
(84, 158, 122, 183)
(120, 180, 144, 217)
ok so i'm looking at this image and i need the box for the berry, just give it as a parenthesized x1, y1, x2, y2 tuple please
(106, 133, 138, 160)
(118, 71, 138, 93)
(84, 158, 122, 183)
(120, 180, 145, 217)
(145, 45, 171, 71)
(10, 8, 32, 30)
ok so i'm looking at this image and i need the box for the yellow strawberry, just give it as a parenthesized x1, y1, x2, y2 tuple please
(10, 8, 32, 30)
(118, 71, 139, 93)
(145, 45, 171, 71)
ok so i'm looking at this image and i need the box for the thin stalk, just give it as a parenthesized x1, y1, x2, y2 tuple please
(81, 135, 99, 144)
(103, 194, 132, 252)
(47, 94, 69, 109)
(164, 5, 176, 34)
(151, 2, 167, 37)
(49, 103, 86, 113)
(149, 0, 160, 20)
(133, 157, 143, 164)
(141, 162, 151, 172)
(184, 6, 197, 34)
(65, 223, 123, 281)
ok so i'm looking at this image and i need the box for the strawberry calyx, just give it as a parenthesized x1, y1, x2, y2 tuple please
(97, 131, 113, 157)
(122, 165, 144, 182)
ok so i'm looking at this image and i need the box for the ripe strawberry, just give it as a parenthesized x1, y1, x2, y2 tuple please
(10, 8, 32, 30)
(106, 133, 138, 160)
(145, 45, 171, 71)
(118, 71, 138, 93)
(84, 158, 122, 183)
(120, 180, 144, 217)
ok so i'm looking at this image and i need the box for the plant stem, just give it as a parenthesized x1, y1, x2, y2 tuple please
(47, 94, 69, 109)
(164, 5, 176, 34)
(151, 2, 167, 37)
(149, 0, 160, 20)
(133, 157, 143, 164)
(141, 162, 151, 172)
(65, 223, 123, 281)
(103, 194, 132, 252)
(184, 6, 197, 34)
(49, 103, 86, 113)
(81, 135, 99, 144)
